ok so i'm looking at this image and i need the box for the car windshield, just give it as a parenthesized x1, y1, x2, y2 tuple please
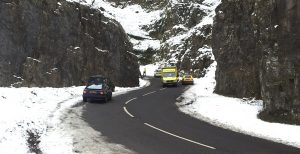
(185, 75, 192, 78)
(163, 72, 176, 77)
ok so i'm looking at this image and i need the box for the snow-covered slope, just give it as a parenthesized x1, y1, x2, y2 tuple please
(148, 0, 221, 75)
(68, 0, 161, 51)
(68, 0, 220, 75)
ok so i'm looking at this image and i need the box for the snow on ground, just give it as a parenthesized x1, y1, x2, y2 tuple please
(139, 64, 160, 77)
(0, 79, 148, 154)
(177, 61, 300, 148)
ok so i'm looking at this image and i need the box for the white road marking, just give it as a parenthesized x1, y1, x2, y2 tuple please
(159, 88, 166, 91)
(125, 97, 137, 105)
(144, 123, 216, 150)
(142, 91, 156, 96)
(123, 107, 134, 118)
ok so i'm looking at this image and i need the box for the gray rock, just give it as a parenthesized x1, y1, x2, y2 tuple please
(0, 0, 139, 87)
(148, 0, 214, 77)
(212, 0, 300, 121)
(105, 0, 215, 77)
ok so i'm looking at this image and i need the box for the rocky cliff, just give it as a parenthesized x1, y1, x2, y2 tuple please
(150, 0, 218, 77)
(212, 0, 300, 123)
(103, 0, 219, 77)
(0, 0, 139, 87)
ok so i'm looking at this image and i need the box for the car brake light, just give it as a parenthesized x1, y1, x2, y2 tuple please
(100, 91, 104, 95)
(83, 90, 88, 94)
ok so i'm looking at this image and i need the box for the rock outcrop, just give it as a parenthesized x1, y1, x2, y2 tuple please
(151, 0, 216, 77)
(0, 0, 139, 87)
(212, 0, 300, 122)
(104, 0, 218, 77)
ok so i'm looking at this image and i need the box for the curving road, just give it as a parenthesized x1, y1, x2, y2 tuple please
(83, 77, 300, 154)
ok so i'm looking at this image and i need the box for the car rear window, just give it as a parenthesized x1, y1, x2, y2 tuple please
(185, 75, 192, 78)
(88, 77, 104, 86)
(87, 84, 103, 89)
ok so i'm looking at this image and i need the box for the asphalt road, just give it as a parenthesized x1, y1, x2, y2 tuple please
(83, 77, 300, 154)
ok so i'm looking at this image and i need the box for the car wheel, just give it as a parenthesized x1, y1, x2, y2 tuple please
(83, 97, 87, 102)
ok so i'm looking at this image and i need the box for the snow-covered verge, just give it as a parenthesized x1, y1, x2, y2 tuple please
(0, 79, 148, 154)
(177, 62, 300, 148)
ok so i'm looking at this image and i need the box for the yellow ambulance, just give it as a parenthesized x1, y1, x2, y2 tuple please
(161, 67, 179, 87)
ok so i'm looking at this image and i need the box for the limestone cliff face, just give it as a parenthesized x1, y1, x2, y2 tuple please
(0, 0, 139, 87)
(151, 0, 215, 77)
(212, 0, 260, 98)
(212, 0, 300, 121)
(104, 0, 217, 77)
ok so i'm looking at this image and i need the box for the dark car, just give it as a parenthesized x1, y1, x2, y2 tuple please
(82, 75, 115, 103)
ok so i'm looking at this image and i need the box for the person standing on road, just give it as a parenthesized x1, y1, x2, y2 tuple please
(143, 67, 146, 77)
